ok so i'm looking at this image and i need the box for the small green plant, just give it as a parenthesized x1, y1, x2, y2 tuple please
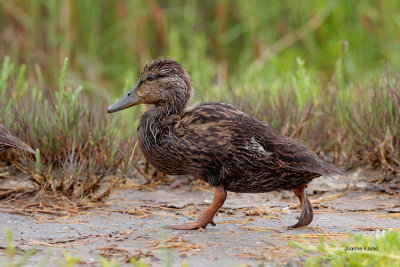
(99, 257, 119, 267)
(130, 258, 149, 267)
(57, 252, 81, 267)
(0, 228, 37, 267)
(292, 57, 315, 109)
(291, 230, 400, 267)
(34, 148, 41, 174)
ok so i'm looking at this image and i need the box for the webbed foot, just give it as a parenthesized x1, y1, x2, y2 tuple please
(164, 185, 226, 230)
(165, 218, 216, 230)
(288, 185, 313, 229)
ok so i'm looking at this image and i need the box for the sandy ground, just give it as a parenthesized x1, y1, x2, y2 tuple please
(0, 169, 399, 266)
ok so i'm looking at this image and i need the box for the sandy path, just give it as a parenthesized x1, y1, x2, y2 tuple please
(1, 172, 399, 266)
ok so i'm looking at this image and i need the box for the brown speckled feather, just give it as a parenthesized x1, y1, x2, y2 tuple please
(0, 123, 35, 154)
(139, 102, 342, 193)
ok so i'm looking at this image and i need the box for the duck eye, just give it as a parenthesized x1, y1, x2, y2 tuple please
(146, 74, 156, 81)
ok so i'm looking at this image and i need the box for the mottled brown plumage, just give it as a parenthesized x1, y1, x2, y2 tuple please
(0, 123, 35, 154)
(108, 58, 343, 230)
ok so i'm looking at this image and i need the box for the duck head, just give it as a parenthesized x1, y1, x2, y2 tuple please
(107, 58, 193, 114)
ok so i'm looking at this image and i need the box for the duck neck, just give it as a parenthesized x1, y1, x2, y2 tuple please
(152, 98, 188, 118)
(140, 103, 184, 138)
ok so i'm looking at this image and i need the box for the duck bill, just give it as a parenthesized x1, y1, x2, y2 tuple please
(107, 83, 142, 113)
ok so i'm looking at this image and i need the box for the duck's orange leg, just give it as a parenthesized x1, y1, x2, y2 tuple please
(288, 185, 313, 228)
(165, 185, 227, 230)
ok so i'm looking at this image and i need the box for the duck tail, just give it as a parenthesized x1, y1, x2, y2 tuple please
(0, 124, 35, 154)
(318, 162, 344, 178)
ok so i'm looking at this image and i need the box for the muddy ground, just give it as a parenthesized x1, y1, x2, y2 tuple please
(1, 169, 399, 266)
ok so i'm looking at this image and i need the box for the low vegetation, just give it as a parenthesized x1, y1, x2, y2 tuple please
(291, 230, 400, 267)
(0, 57, 138, 199)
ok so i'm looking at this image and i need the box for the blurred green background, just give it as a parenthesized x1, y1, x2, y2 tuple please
(1, 0, 399, 100)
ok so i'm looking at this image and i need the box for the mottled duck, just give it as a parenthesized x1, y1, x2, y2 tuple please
(107, 58, 343, 230)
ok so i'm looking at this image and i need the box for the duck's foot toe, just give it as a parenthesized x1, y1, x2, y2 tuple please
(164, 186, 226, 230)
(288, 205, 313, 229)
(288, 185, 314, 229)
(164, 219, 216, 230)
(287, 216, 312, 229)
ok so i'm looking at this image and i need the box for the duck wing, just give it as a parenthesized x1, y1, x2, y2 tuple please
(177, 102, 342, 178)
(266, 136, 344, 177)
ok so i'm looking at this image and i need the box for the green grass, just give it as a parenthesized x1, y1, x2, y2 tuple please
(1, 0, 400, 93)
(291, 230, 400, 267)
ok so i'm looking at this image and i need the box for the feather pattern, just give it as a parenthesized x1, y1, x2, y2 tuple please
(110, 58, 342, 194)
(138, 101, 342, 193)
